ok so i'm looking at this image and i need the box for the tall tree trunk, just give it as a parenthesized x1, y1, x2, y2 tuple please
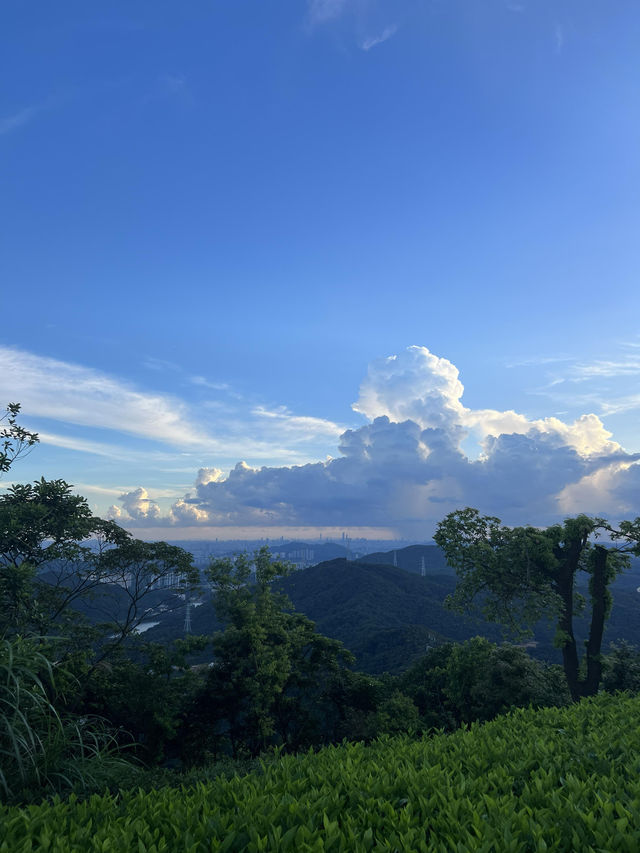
(584, 545, 609, 696)
(554, 534, 587, 702)
(557, 573, 581, 701)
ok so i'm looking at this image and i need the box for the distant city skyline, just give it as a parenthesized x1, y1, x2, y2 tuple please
(2, 2, 639, 539)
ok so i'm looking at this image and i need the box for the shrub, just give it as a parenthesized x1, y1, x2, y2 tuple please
(0, 637, 133, 804)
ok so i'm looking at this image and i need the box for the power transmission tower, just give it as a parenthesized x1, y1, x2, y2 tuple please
(184, 594, 192, 634)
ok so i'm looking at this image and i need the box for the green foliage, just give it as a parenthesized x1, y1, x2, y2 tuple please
(603, 641, 640, 694)
(0, 409, 201, 796)
(0, 477, 198, 654)
(434, 507, 638, 699)
(0, 478, 128, 637)
(398, 643, 458, 730)
(3, 693, 640, 850)
(0, 403, 39, 476)
(89, 539, 200, 659)
(0, 636, 130, 804)
(190, 548, 354, 759)
(434, 508, 563, 632)
(443, 638, 570, 724)
(82, 636, 210, 765)
(400, 638, 569, 730)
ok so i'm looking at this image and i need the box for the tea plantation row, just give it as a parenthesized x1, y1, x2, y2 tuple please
(2, 692, 639, 852)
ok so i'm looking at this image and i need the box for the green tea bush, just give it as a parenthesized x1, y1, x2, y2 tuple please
(2, 692, 640, 851)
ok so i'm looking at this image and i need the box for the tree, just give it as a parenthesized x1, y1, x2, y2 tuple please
(434, 508, 640, 700)
(399, 639, 568, 729)
(83, 635, 209, 764)
(0, 478, 198, 652)
(193, 548, 353, 757)
(0, 478, 124, 637)
(0, 403, 39, 476)
(87, 537, 199, 667)
(602, 641, 640, 694)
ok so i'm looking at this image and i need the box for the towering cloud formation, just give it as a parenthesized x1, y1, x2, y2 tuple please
(117, 347, 639, 536)
(353, 347, 465, 428)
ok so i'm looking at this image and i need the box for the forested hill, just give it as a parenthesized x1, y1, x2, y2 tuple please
(278, 554, 640, 674)
(355, 543, 454, 575)
(278, 558, 501, 673)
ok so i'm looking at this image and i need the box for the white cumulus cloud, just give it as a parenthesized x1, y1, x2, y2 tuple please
(117, 487, 161, 521)
(136, 345, 637, 537)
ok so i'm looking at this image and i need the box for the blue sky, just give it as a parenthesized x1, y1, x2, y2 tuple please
(2, 0, 639, 539)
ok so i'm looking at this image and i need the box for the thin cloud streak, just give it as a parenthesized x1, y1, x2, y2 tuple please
(251, 406, 344, 440)
(0, 345, 347, 468)
(36, 431, 205, 470)
(521, 347, 640, 418)
(599, 395, 640, 417)
(360, 25, 398, 51)
(571, 358, 640, 379)
(0, 346, 210, 448)
(0, 104, 44, 136)
(506, 355, 573, 368)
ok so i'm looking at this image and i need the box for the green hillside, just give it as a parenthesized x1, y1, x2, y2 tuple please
(356, 543, 454, 575)
(279, 558, 503, 672)
(3, 693, 639, 851)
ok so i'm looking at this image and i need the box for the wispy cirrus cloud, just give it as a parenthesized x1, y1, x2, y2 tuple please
(190, 375, 231, 392)
(516, 344, 640, 418)
(598, 395, 640, 417)
(251, 406, 344, 441)
(360, 24, 397, 51)
(0, 345, 346, 470)
(0, 103, 47, 136)
(152, 72, 195, 108)
(35, 431, 206, 471)
(0, 346, 211, 448)
(306, 0, 399, 55)
(570, 358, 640, 380)
(506, 354, 573, 368)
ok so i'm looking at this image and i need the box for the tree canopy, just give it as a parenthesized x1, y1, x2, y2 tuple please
(434, 508, 640, 700)
(191, 548, 354, 757)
